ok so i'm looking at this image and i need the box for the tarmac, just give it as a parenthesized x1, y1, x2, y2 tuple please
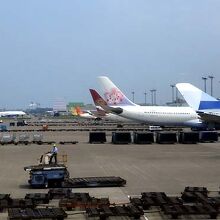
(1, 122, 220, 219)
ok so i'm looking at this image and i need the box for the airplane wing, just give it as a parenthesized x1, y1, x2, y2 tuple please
(197, 111, 220, 123)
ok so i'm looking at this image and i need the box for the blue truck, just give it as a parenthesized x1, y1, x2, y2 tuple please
(24, 164, 69, 188)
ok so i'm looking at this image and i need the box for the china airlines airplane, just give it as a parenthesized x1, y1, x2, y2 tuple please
(97, 76, 207, 128)
(176, 83, 220, 128)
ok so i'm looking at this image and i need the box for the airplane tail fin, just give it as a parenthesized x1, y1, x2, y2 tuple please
(97, 76, 137, 106)
(71, 107, 78, 116)
(75, 106, 83, 115)
(89, 89, 110, 114)
(176, 83, 220, 110)
(89, 89, 108, 106)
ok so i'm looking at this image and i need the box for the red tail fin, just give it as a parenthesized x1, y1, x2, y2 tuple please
(89, 89, 107, 106)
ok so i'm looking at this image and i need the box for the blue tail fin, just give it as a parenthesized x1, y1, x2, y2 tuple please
(176, 83, 220, 110)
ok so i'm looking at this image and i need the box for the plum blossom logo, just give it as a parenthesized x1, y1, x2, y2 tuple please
(104, 88, 124, 105)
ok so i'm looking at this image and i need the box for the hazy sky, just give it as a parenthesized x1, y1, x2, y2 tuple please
(0, 0, 220, 109)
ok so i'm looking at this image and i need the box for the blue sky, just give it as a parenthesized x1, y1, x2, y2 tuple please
(0, 0, 220, 109)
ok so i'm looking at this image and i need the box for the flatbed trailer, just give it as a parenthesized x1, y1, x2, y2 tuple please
(62, 176, 126, 188)
(24, 164, 126, 188)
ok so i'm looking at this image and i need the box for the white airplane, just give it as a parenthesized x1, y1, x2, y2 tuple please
(176, 83, 220, 127)
(89, 89, 135, 122)
(0, 111, 26, 117)
(71, 106, 98, 120)
(97, 76, 206, 129)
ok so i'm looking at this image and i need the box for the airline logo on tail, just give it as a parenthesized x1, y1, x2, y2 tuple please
(89, 88, 123, 114)
(98, 76, 136, 106)
(176, 83, 220, 110)
(104, 88, 125, 105)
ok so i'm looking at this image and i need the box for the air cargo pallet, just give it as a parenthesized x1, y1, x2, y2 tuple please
(129, 187, 220, 219)
(163, 204, 218, 219)
(112, 132, 132, 144)
(14, 141, 30, 145)
(156, 132, 177, 144)
(62, 176, 126, 188)
(31, 141, 78, 145)
(59, 141, 78, 145)
(89, 132, 106, 143)
(48, 189, 72, 199)
(86, 205, 144, 219)
(199, 131, 219, 142)
(133, 132, 154, 144)
(8, 208, 67, 220)
(0, 199, 35, 212)
(25, 193, 50, 204)
(178, 132, 199, 144)
(59, 193, 110, 210)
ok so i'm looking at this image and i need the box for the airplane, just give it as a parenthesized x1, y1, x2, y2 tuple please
(89, 89, 135, 122)
(176, 83, 220, 128)
(0, 111, 26, 118)
(71, 106, 99, 120)
(97, 76, 207, 129)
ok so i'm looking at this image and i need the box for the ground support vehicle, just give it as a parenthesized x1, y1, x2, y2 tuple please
(24, 164, 126, 188)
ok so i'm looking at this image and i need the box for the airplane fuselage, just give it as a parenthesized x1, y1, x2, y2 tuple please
(0, 111, 26, 117)
(104, 113, 134, 122)
(112, 105, 204, 127)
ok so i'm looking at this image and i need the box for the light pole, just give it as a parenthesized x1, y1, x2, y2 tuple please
(202, 77, 207, 92)
(150, 90, 154, 105)
(132, 91, 135, 102)
(144, 91, 147, 105)
(150, 89, 156, 105)
(208, 75, 214, 96)
(170, 84, 175, 102)
(153, 89, 157, 105)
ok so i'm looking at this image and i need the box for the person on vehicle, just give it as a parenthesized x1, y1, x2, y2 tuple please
(49, 143, 58, 164)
